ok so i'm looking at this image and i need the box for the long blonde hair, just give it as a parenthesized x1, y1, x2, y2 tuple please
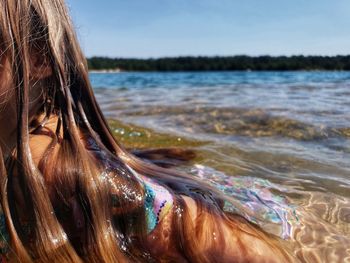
(0, 1, 292, 262)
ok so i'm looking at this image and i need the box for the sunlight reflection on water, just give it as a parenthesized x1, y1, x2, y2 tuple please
(92, 71, 350, 262)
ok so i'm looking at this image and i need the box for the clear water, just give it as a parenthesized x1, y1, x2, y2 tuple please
(91, 71, 350, 262)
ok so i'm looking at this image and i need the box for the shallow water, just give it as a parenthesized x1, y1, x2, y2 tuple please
(91, 71, 350, 262)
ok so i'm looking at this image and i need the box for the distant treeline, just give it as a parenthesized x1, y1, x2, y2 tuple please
(87, 55, 350, 71)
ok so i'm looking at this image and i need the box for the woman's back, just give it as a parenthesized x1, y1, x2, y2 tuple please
(16, 114, 292, 262)
(0, 0, 295, 261)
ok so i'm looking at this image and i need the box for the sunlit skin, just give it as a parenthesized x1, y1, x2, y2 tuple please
(0, 54, 291, 262)
(0, 53, 50, 159)
(28, 117, 286, 262)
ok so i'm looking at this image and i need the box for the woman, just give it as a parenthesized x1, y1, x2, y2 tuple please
(0, 0, 295, 262)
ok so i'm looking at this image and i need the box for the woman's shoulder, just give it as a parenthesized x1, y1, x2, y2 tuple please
(125, 165, 174, 234)
(143, 177, 174, 233)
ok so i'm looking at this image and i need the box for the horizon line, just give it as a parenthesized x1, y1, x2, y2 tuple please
(86, 54, 350, 59)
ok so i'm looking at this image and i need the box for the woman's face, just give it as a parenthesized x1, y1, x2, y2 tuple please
(0, 53, 47, 158)
(0, 55, 17, 157)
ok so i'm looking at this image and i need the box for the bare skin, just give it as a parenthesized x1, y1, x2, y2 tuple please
(0, 53, 51, 159)
(25, 115, 291, 263)
(147, 195, 291, 262)
(0, 56, 292, 262)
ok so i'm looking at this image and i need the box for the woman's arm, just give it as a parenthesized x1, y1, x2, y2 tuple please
(146, 196, 293, 263)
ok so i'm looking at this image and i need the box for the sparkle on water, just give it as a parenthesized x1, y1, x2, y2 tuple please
(92, 71, 350, 262)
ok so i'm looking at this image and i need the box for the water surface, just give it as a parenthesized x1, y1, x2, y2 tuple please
(91, 71, 350, 262)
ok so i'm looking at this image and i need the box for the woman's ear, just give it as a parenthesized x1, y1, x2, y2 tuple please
(29, 52, 52, 80)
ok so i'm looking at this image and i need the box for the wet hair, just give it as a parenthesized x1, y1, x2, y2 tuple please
(0, 1, 292, 262)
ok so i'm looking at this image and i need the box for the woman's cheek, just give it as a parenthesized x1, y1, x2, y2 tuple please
(0, 56, 14, 106)
(0, 57, 17, 153)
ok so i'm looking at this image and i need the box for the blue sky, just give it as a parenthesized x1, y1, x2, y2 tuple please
(66, 0, 350, 58)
